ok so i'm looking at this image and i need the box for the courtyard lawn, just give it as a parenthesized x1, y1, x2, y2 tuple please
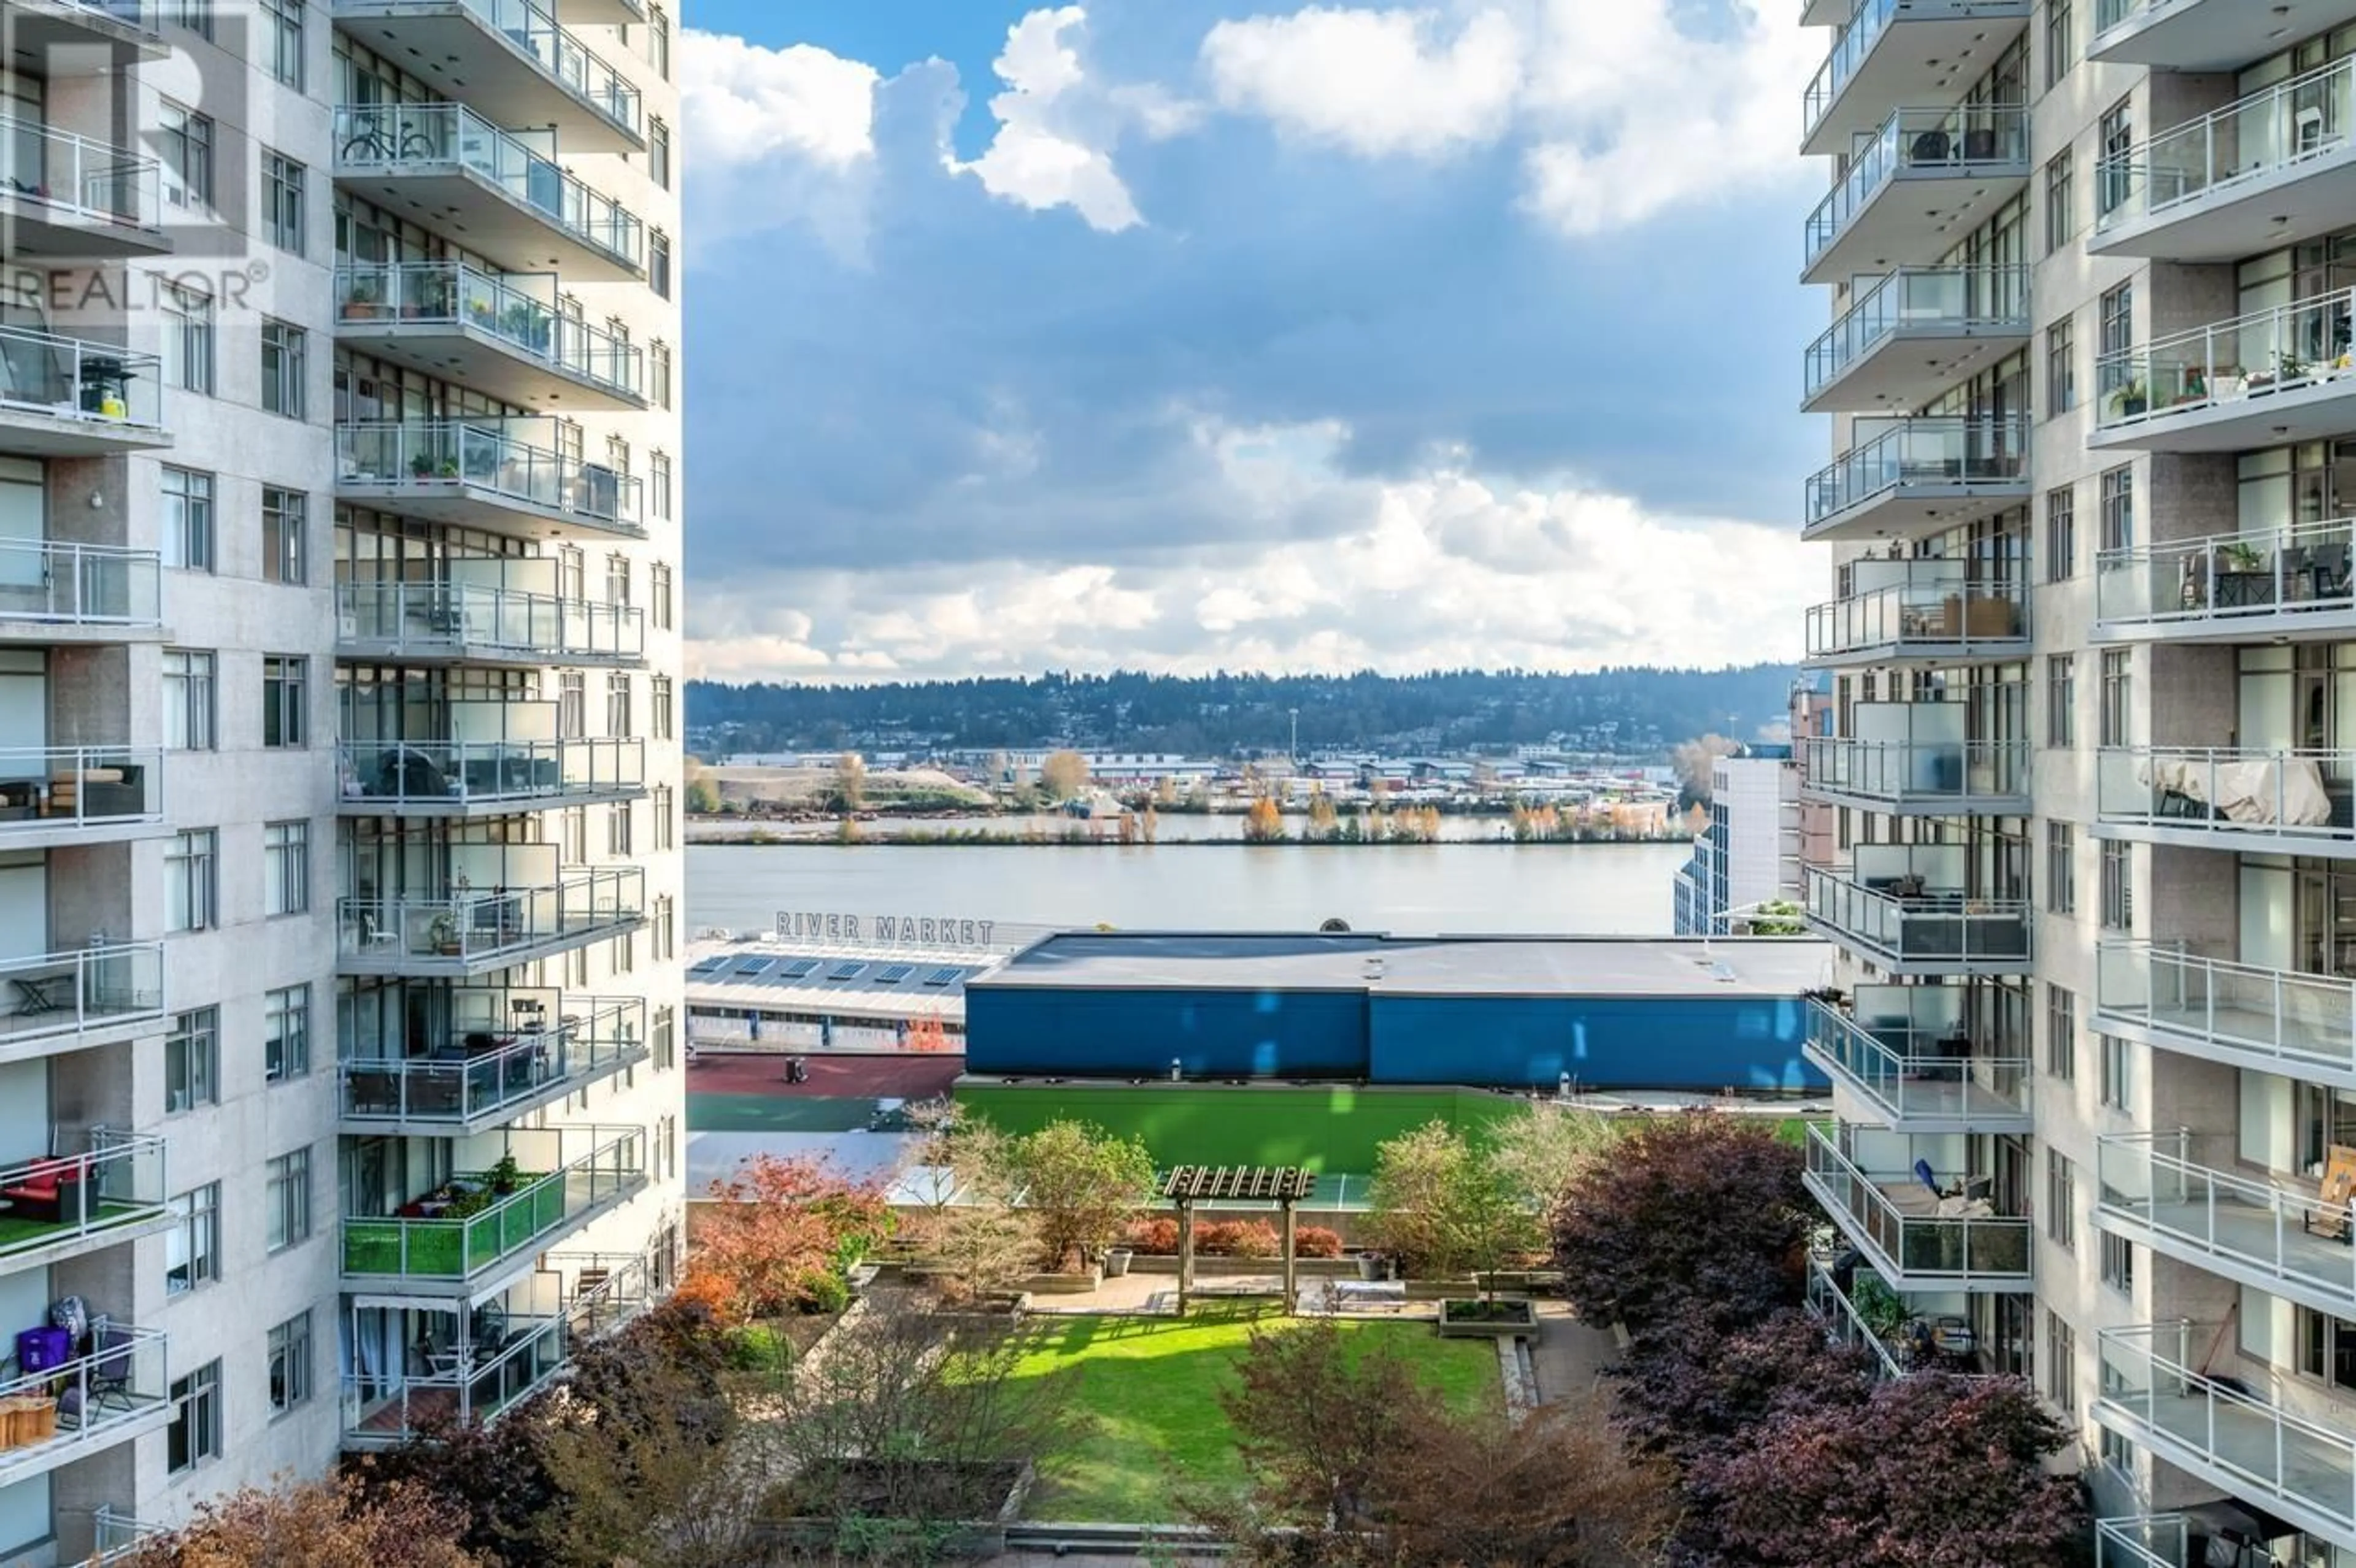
(1004, 1306, 1501, 1523)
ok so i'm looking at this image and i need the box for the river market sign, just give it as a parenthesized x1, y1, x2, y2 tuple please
(774, 911, 997, 948)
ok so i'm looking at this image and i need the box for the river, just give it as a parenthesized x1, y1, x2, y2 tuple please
(686, 840, 1692, 937)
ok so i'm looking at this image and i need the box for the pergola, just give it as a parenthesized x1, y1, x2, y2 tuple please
(1160, 1165, 1316, 1313)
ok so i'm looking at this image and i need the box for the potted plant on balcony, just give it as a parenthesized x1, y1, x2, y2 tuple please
(342, 274, 385, 321)
(437, 457, 460, 479)
(487, 1153, 522, 1196)
(2107, 379, 2148, 419)
(410, 452, 436, 480)
(428, 912, 461, 956)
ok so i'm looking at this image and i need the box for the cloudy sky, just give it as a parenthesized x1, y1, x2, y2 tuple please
(678, 0, 1828, 682)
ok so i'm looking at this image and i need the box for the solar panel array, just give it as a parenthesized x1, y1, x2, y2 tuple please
(688, 947, 988, 997)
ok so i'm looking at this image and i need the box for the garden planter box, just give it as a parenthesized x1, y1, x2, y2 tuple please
(755, 1459, 1034, 1559)
(1130, 1255, 1357, 1278)
(933, 1291, 1030, 1326)
(1437, 1299, 1538, 1339)
(1018, 1267, 1101, 1295)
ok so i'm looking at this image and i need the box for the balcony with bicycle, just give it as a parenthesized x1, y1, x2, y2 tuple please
(338, 1124, 647, 1296)
(1801, 1, 2032, 158)
(2095, 1324, 2356, 1550)
(0, 1130, 169, 1278)
(1803, 265, 2031, 414)
(0, 1321, 166, 1490)
(2097, 746, 2356, 855)
(332, 104, 644, 280)
(1800, 701, 2031, 816)
(337, 865, 647, 977)
(1802, 1123, 2033, 1291)
(335, 420, 645, 542)
(2092, 291, 2356, 453)
(0, 113, 167, 259)
(1803, 858, 2031, 977)
(334, 262, 645, 412)
(1802, 415, 2030, 543)
(0, 540, 161, 645)
(0, 943, 163, 1071)
(1803, 993, 2033, 1133)
(2093, 59, 2356, 262)
(2098, 523, 2356, 645)
(1804, 555, 2028, 666)
(332, 0, 643, 151)
(339, 990, 647, 1136)
(1803, 104, 2029, 285)
(2097, 1130, 2356, 1321)
(2093, 939, 2356, 1089)
(0, 328, 166, 455)
(339, 728, 645, 820)
(337, 580, 644, 667)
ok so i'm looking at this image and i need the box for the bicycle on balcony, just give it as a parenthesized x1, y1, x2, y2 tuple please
(340, 116, 446, 164)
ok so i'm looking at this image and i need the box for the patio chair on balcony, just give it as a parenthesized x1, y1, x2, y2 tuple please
(55, 1323, 135, 1429)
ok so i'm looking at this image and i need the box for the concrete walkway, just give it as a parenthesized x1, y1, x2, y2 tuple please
(1524, 1302, 1619, 1407)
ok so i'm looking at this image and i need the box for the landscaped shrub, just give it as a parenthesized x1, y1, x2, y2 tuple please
(1293, 1226, 1344, 1258)
(1215, 1220, 1280, 1258)
(1125, 1216, 1179, 1253)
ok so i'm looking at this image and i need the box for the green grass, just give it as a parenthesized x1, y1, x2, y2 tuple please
(0, 1201, 152, 1258)
(1004, 1307, 1500, 1523)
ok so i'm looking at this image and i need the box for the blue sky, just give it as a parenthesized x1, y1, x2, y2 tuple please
(678, 1, 1828, 681)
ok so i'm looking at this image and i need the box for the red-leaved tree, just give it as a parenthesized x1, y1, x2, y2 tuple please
(682, 1154, 894, 1324)
(1608, 1307, 1878, 1470)
(118, 1475, 488, 1567)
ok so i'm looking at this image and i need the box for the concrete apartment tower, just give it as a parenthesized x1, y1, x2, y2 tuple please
(0, 2, 687, 1559)
(1798, 0, 2356, 1560)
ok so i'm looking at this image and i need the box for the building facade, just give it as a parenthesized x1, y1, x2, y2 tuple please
(1673, 750, 1801, 936)
(1798, 1, 2356, 1561)
(0, 3, 685, 1561)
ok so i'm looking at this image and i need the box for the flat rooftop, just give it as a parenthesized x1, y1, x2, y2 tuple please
(971, 932, 1836, 999)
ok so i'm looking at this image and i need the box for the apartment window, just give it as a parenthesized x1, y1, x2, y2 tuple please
(2047, 982, 2077, 1081)
(566, 944, 589, 990)
(2100, 839, 2132, 931)
(262, 488, 307, 584)
(655, 894, 675, 962)
(2296, 1308, 2356, 1393)
(2293, 1083, 2356, 1169)
(167, 828, 218, 931)
(263, 656, 307, 748)
(161, 467, 214, 571)
(2098, 97, 2135, 216)
(2045, 486, 2076, 582)
(2100, 464, 2135, 551)
(2100, 1032, 2135, 1111)
(650, 341, 672, 410)
(650, 229, 672, 299)
(264, 983, 310, 1082)
(658, 1113, 677, 1182)
(614, 928, 636, 976)
(2046, 1149, 2077, 1250)
(651, 451, 673, 520)
(266, 1311, 312, 1415)
(2097, 282, 2135, 402)
(2044, 0, 2074, 88)
(557, 546, 587, 602)
(653, 784, 674, 851)
(264, 819, 309, 915)
(607, 802, 633, 856)
(261, 0, 304, 88)
(261, 320, 306, 417)
(164, 650, 217, 750)
(607, 552, 632, 605)
(2043, 1312, 2076, 1415)
(649, 5, 671, 77)
(266, 1147, 312, 1253)
(606, 672, 631, 736)
(2046, 821, 2076, 913)
(562, 806, 588, 865)
(165, 1183, 220, 1295)
(650, 116, 672, 189)
(2046, 317, 2075, 413)
(261, 150, 306, 254)
(169, 0, 212, 37)
(2100, 1232, 2134, 1295)
(654, 1005, 676, 1070)
(2046, 654, 2075, 747)
(652, 563, 674, 630)
(2098, 648, 2130, 746)
(168, 1361, 222, 1473)
(2043, 149, 2074, 255)
(558, 672, 586, 739)
(160, 102, 213, 208)
(652, 675, 674, 740)
(164, 1006, 219, 1113)
(161, 284, 214, 394)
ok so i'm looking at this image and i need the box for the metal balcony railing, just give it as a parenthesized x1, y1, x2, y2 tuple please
(2094, 939, 2356, 1079)
(0, 943, 164, 1051)
(1804, 867, 2031, 968)
(0, 325, 162, 430)
(0, 112, 161, 234)
(337, 739, 645, 810)
(1804, 999, 2032, 1126)
(337, 867, 646, 963)
(1804, 265, 2031, 402)
(340, 997, 646, 1124)
(2097, 1129, 2356, 1314)
(1804, 561, 2027, 659)
(1803, 2, 2030, 142)
(0, 745, 161, 827)
(1804, 105, 2029, 271)
(2096, 288, 2356, 429)
(339, 1128, 645, 1281)
(334, 263, 643, 399)
(2097, 56, 2355, 231)
(0, 1324, 166, 1481)
(2096, 745, 2353, 842)
(2098, 520, 2356, 631)
(92, 1508, 168, 1565)
(343, 0, 641, 137)
(1804, 417, 2029, 526)
(1800, 736, 2030, 810)
(2092, 1515, 2187, 1568)
(0, 1129, 166, 1264)
(337, 580, 643, 662)
(0, 540, 161, 627)
(335, 421, 645, 534)
(1803, 1124, 2033, 1286)
(1804, 1253, 1908, 1381)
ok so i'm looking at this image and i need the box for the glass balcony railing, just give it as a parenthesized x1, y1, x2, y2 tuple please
(0, 745, 160, 828)
(341, 997, 646, 1124)
(1804, 417, 2030, 528)
(2097, 1130, 2356, 1313)
(2096, 288, 2356, 429)
(1800, 736, 2030, 810)
(2098, 521, 2356, 631)
(1804, 105, 2029, 271)
(0, 540, 161, 628)
(1804, 266, 2031, 402)
(91, 1509, 167, 1565)
(2098, 1323, 2356, 1537)
(0, 1129, 166, 1265)
(0, 943, 164, 1053)
(1803, 2, 2030, 142)
(2097, 745, 2352, 842)
(1804, 1253, 1908, 1381)
(0, 326, 162, 431)
(337, 739, 645, 810)
(1803, 1124, 2033, 1285)
(0, 112, 160, 236)
(1804, 561, 2027, 660)
(2093, 939, 2356, 1080)
(337, 581, 644, 663)
(347, 0, 642, 138)
(1804, 999, 2032, 1126)
(334, 263, 644, 401)
(2093, 1516, 2187, 1568)
(1804, 866, 2032, 968)
(0, 1324, 166, 1482)
(335, 421, 645, 536)
(340, 1127, 644, 1282)
(2097, 56, 2355, 233)
(337, 867, 646, 964)
(331, 104, 644, 271)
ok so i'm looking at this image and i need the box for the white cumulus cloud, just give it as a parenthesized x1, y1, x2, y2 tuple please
(953, 7, 1174, 232)
(682, 30, 880, 169)
(1202, 6, 1524, 159)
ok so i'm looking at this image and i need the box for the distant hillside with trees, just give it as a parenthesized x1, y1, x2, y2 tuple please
(687, 666, 1802, 758)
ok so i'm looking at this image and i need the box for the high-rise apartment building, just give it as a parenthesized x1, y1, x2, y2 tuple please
(0, 3, 685, 1560)
(1672, 749, 1801, 935)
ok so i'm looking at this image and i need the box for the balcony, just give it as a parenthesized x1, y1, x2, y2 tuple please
(1804, 999, 2033, 1132)
(553, 0, 642, 21)
(3, 2, 166, 63)
(2097, 522, 2356, 645)
(0, 540, 160, 644)
(0, 117, 166, 258)
(1799, 736, 2031, 815)
(2093, 1516, 2189, 1568)
(340, 996, 648, 1135)
(1802, 105, 2029, 286)
(90, 1509, 167, 1565)
(336, 421, 645, 542)
(339, 739, 645, 819)
(1802, 1124, 2032, 1290)
(2094, 0, 2356, 72)
(337, 866, 647, 976)
(2096, 1324, 2356, 1548)
(1805, 1253, 1909, 1380)
(2096, 747, 2355, 855)
(1804, 863, 2031, 975)
(2092, 290, 2356, 452)
(2094, 940, 2356, 1088)
(0, 1324, 166, 1488)
(337, 581, 643, 666)
(332, 104, 643, 280)
(2093, 58, 2356, 263)
(0, 943, 164, 1068)
(0, 328, 165, 456)
(0, 1131, 169, 1277)
(332, 0, 642, 151)
(339, 1126, 647, 1295)
(2098, 1131, 2356, 1321)
(1803, 266, 2031, 414)
(334, 263, 645, 412)
(0, 746, 163, 848)
(1804, 558, 2027, 666)
(1802, 417, 2030, 542)
(1801, 1, 2032, 157)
